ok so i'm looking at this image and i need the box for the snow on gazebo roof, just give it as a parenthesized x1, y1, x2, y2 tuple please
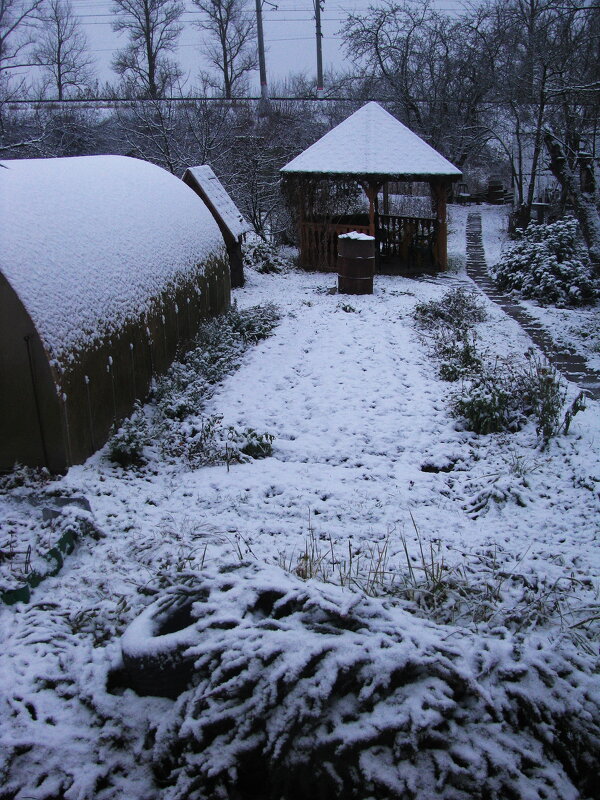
(281, 102, 462, 180)
(182, 165, 251, 240)
(0, 155, 223, 366)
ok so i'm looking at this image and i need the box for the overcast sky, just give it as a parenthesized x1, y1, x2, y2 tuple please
(68, 0, 467, 95)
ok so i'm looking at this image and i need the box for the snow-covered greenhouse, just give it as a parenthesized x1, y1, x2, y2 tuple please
(0, 155, 230, 473)
(281, 102, 462, 273)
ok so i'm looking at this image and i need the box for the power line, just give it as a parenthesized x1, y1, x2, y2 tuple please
(8, 95, 600, 105)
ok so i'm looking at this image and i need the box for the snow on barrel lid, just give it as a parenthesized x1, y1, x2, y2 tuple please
(338, 231, 375, 240)
(0, 155, 224, 368)
(281, 102, 462, 179)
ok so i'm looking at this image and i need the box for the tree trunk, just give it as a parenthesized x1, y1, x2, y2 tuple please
(544, 132, 600, 272)
(525, 66, 547, 212)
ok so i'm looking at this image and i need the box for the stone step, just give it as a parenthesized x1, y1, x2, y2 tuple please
(465, 211, 600, 400)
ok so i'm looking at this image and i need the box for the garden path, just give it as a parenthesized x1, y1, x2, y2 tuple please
(465, 211, 600, 400)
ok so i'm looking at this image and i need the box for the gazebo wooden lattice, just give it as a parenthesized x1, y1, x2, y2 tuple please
(281, 103, 462, 274)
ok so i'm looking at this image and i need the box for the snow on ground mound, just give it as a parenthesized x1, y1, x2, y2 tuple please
(0, 156, 223, 367)
(150, 561, 600, 800)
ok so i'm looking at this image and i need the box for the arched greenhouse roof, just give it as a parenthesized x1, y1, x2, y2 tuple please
(0, 155, 224, 369)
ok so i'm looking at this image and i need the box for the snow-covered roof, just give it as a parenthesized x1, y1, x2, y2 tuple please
(0, 155, 224, 367)
(182, 165, 250, 240)
(281, 102, 462, 180)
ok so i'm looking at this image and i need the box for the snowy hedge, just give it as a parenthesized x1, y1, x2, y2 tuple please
(148, 562, 600, 800)
(107, 304, 280, 469)
(492, 218, 597, 306)
(243, 240, 294, 273)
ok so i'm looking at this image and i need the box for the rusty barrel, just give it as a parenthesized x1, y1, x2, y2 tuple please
(337, 232, 375, 295)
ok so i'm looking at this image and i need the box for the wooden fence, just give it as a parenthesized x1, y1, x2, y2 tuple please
(300, 220, 371, 271)
(299, 213, 440, 272)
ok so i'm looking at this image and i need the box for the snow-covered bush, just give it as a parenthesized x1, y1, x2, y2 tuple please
(492, 217, 597, 306)
(160, 414, 226, 467)
(242, 240, 294, 273)
(107, 403, 149, 467)
(414, 287, 487, 331)
(150, 562, 600, 800)
(152, 361, 210, 420)
(414, 289, 486, 381)
(154, 304, 279, 422)
(415, 290, 583, 445)
(450, 351, 579, 444)
(436, 332, 483, 381)
(0, 464, 50, 490)
(159, 416, 275, 468)
(227, 426, 275, 460)
(108, 305, 280, 468)
(451, 366, 516, 434)
(225, 301, 281, 343)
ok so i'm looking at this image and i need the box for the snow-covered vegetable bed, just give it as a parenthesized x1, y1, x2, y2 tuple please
(0, 489, 100, 604)
(0, 236, 599, 799)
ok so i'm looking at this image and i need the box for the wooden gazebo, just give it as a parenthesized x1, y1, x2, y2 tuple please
(281, 102, 462, 273)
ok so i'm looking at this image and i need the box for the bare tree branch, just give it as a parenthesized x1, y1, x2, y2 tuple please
(33, 0, 96, 100)
(193, 0, 257, 100)
(112, 0, 184, 99)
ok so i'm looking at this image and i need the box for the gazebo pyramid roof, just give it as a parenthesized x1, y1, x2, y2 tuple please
(281, 102, 461, 180)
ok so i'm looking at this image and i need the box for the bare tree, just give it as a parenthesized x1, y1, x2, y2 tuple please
(193, 0, 257, 99)
(112, 0, 184, 99)
(0, 0, 46, 155)
(480, 0, 600, 224)
(341, 0, 496, 167)
(113, 83, 233, 176)
(0, 0, 45, 96)
(33, 0, 95, 99)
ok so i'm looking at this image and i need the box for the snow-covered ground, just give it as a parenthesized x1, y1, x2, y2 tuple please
(479, 203, 509, 268)
(1, 206, 599, 798)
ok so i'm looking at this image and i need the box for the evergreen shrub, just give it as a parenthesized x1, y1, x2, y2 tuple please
(493, 218, 597, 306)
(242, 240, 293, 273)
(108, 403, 149, 467)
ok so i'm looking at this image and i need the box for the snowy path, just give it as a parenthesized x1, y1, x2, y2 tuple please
(46, 266, 599, 586)
(466, 211, 600, 399)
(214, 279, 446, 465)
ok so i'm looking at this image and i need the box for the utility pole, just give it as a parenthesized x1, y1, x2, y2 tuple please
(314, 0, 324, 98)
(255, 0, 268, 102)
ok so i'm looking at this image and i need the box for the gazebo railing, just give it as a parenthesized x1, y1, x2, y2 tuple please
(298, 213, 440, 272)
(300, 220, 371, 271)
(377, 214, 438, 271)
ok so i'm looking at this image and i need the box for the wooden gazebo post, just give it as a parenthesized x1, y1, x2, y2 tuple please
(368, 184, 376, 237)
(360, 180, 381, 237)
(360, 179, 383, 272)
(431, 179, 449, 271)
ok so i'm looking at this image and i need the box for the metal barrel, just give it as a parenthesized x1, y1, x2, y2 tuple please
(337, 233, 375, 295)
